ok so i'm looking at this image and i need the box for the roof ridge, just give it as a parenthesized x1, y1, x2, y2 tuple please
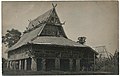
(34, 8, 53, 21)
(27, 8, 53, 30)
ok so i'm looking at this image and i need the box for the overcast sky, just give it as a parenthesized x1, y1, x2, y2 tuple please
(2, 1, 118, 59)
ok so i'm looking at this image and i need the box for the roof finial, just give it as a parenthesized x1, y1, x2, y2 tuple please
(52, 3, 57, 8)
(28, 19, 31, 22)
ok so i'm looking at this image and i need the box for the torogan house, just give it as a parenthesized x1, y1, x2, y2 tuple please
(7, 5, 98, 71)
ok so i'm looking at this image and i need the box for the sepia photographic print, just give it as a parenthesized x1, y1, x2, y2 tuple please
(2, 1, 119, 75)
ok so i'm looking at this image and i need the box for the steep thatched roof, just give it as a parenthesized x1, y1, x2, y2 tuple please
(31, 36, 87, 47)
(7, 7, 97, 55)
(7, 24, 45, 51)
(28, 9, 53, 30)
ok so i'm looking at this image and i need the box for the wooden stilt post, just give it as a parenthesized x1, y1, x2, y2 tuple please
(19, 60, 21, 70)
(94, 53, 95, 71)
(7, 61, 9, 69)
(10, 61, 12, 69)
(42, 58, 46, 71)
(24, 59, 27, 70)
(69, 58, 73, 71)
(31, 57, 37, 71)
(55, 58, 60, 70)
(76, 59, 80, 71)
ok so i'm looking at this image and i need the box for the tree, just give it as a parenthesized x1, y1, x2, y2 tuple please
(2, 28, 21, 48)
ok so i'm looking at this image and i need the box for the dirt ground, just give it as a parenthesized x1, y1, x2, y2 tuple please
(2, 69, 114, 75)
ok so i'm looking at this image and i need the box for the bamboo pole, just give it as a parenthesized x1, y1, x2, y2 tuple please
(94, 53, 95, 71)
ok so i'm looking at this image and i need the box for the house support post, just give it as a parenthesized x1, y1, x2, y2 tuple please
(9, 61, 12, 69)
(69, 58, 73, 71)
(24, 59, 27, 70)
(7, 61, 9, 69)
(19, 60, 21, 70)
(55, 58, 60, 70)
(76, 59, 80, 71)
(13, 61, 16, 70)
(94, 53, 95, 71)
(31, 57, 37, 71)
(42, 58, 46, 71)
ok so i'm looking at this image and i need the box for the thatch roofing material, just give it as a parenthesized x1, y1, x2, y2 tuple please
(28, 9, 53, 30)
(7, 7, 97, 55)
(8, 24, 45, 51)
(7, 8, 53, 51)
(32, 36, 87, 47)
